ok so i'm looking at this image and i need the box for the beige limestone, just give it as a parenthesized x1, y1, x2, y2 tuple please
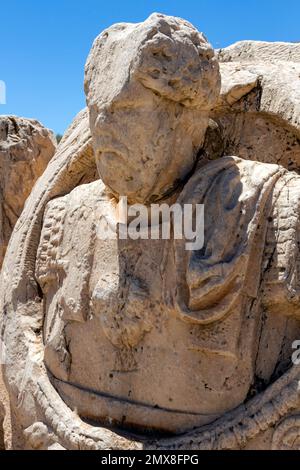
(0, 388, 4, 450)
(218, 40, 300, 64)
(84, 13, 220, 204)
(1, 15, 300, 450)
(0, 116, 56, 266)
(0, 115, 56, 449)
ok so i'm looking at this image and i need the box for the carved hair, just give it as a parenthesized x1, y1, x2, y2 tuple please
(85, 13, 220, 111)
(133, 14, 220, 109)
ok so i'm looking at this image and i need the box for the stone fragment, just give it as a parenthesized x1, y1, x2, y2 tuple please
(0, 116, 56, 266)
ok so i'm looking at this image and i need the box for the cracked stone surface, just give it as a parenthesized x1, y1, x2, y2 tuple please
(0, 116, 56, 267)
(0, 115, 56, 449)
(1, 15, 300, 450)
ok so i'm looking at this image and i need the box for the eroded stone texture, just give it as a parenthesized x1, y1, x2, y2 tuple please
(218, 40, 300, 64)
(0, 115, 56, 449)
(213, 41, 300, 171)
(0, 394, 4, 450)
(84, 13, 220, 204)
(0, 116, 56, 266)
(1, 15, 300, 450)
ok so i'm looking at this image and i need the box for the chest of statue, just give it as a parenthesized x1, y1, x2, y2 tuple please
(35, 180, 259, 433)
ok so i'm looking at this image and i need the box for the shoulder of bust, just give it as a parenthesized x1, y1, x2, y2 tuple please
(36, 179, 108, 290)
(262, 172, 300, 315)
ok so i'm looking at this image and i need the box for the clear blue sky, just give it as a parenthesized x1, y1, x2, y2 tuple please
(1, 0, 300, 135)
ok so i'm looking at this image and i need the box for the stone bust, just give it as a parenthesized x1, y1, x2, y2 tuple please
(1, 13, 300, 450)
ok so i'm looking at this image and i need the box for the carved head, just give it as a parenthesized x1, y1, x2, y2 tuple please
(85, 13, 220, 204)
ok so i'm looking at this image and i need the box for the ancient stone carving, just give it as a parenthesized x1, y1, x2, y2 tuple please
(0, 397, 4, 450)
(1, 14, 300, 450)
(0, 116, 57, 266)
(0, 115, 56, 448)
(272, 416, 300, 450)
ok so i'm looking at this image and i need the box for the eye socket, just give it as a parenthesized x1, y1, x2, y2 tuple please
(149, 69, 160, 79)
(152, 49, 172, 62)
(110, 101, 136, 111)
(110, 98, 147, 112)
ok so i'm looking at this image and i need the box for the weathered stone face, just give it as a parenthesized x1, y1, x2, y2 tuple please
(2, 14, 300, 451)
(85, 13, 220, 203)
